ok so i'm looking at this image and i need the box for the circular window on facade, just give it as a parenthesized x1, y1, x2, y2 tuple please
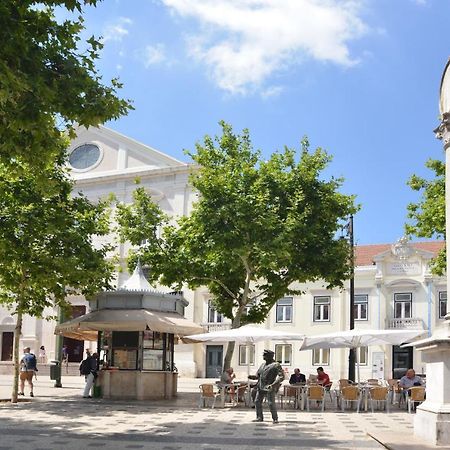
(69, 144, 101, 170)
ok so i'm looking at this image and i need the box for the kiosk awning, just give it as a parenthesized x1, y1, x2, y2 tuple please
(55, 308, 203, 341)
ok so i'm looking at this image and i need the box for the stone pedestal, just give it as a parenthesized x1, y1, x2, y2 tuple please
(414, 321, 450, 445)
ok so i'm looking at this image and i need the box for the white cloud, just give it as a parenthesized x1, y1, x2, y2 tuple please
(102, 17, 133, 42)
(161, 0, 369, 94)
(261, 85, 284, 99)
(140, 44, 167, 67)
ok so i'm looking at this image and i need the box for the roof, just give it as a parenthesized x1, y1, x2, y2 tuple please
(355, 241, 445, 266)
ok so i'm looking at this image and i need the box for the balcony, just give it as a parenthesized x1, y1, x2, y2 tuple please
(386, 318, 425, 330)
(200, 322, 232, 332)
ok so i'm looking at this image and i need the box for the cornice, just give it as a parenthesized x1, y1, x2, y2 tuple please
(72, 164, 197, 186)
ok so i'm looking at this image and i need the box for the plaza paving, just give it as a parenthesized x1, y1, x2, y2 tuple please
(0, 375, 446, 450)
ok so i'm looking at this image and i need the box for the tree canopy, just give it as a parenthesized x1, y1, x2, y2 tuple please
(0, 0, 130, 172)
(0, 161, 115, 401)
(406, 158, 446, 275)
(0, 0, 130, 401)
(117, 121, 358, 367)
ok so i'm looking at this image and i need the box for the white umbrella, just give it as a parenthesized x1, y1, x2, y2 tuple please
(184, 325, 305, 344)
(299, 328, 425, 383)
(185, 325, 305, 402)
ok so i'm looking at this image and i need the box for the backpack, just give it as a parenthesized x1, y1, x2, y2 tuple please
(23, 353, 37, 371)
(79, 358, 91, 375)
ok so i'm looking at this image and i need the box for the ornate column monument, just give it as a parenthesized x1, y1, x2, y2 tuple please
(414, 58, 450, 445)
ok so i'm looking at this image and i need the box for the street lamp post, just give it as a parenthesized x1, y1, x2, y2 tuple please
(347, 215, 356, 383)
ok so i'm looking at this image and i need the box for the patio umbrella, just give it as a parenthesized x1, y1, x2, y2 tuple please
(299, 328, 425, 383)
(184, 325, 305, 398)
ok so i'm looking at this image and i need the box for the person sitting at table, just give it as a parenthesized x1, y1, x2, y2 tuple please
(220, 367, 236, 401)
(316, 367, 332, 388)
(289, 368, 306, 385)
(399, 368, 422, 389)
(221, 367, 236, 384)
(399, 368, 423, 406)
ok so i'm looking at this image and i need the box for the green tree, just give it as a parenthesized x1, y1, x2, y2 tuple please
(0, 162, 115, 403)
(0, 0, 130, 172)
(406, 158, 446, 275)
(117, 122, 358, 368)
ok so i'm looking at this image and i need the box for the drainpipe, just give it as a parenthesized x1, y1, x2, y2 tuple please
(376, 283, 381, 329)
(426, 280, 432, 337)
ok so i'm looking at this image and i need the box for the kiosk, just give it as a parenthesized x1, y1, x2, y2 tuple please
(55, 262, 202, 400)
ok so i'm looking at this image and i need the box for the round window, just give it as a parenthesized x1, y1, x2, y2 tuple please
(69, 144, 101, 170)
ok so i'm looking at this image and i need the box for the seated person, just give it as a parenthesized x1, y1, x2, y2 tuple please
(220, 367, 236, 400)
(289, 368, 306, 385)
(220, 367, 236, 384)
(316, 366, 332, 388)
(399, 368, 422, 389)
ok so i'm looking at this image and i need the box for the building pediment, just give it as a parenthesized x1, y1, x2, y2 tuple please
(373, 237, 435, 263)
(67, 125, 188, 178)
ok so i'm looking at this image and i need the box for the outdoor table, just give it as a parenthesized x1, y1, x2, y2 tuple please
(289, 383, 307, 410)
(218, 383, 237, 407)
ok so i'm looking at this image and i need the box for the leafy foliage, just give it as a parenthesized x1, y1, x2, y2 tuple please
(406, 158, 446, 275)
(0, 0, 131, 401)
(0, 0, 131, 172)
(0, 163, 115, 316)
(117, 122, 358, 365)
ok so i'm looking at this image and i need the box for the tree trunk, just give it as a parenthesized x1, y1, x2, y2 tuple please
(222, 315, 242, 370)
(11, 310, 23, 403)
(223, 341, 235, 371)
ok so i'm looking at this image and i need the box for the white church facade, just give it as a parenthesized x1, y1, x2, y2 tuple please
(0, 126, 446, 383)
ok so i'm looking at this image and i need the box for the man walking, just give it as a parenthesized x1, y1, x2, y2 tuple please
(19, 347, 37, 397)
(253, 349, 285, 423)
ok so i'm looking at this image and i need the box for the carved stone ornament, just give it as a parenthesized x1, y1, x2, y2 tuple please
(434, 112, 450, 146)
(391, 236, 414, 260)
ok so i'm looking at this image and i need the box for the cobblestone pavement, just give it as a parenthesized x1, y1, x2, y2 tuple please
(1, 399, 393, 450)
(0, 375, 431, 450)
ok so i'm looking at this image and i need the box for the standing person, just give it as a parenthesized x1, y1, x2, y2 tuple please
(80, 349, 98, 398)
(19, 347, 37, 397)
(253, 349, 285, 424)
(38, 345, 47, 364)
(289, 368, 306, 385)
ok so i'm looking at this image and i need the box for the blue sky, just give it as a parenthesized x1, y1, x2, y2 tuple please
(76, 0, 449, 245)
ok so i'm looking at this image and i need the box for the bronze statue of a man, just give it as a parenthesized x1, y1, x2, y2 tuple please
(253, 349, 285, 423)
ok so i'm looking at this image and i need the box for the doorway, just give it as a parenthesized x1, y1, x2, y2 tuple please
(206, 345, 223, 378)
(392, 345, 413, 379)
(1, 332, 13, 361)
(62, 305, 86, 362)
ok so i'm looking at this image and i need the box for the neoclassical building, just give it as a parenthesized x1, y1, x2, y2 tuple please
(0, 126, 446, 382)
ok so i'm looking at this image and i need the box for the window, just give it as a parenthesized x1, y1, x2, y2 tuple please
(208, 300, 223, 323)
(313, 296, 330, 322)
(275, 344, 292, 365)
(354, 294, 368, 321)
(358, 347, 368, 366)
(439, 291, 447, 319)
(276, 297, 293, 322)
(394, 293, 412, 319)
(69, 143, 101, 170)
(312, 348, 330, 366)
(239, 345, 255, 366)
